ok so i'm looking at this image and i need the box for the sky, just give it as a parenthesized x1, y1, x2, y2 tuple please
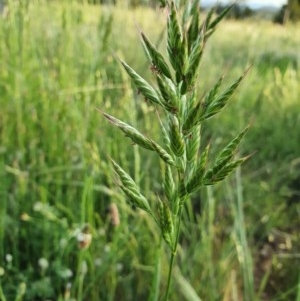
(201, 0, 288, 8)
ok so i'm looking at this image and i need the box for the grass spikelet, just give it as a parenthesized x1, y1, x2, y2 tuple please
(169, 115, 185, 157)
(186, 143, 210, 194)
(204, 156, 249, 185)
(158, 200, 174, 249)
(156, 75, 178, 114)
(164, 165, 176, 204)
(121, 60, 162, 106)
(120, 185, 151, 213)
(186, 0, 200, 53)
(214, 126, 249, 166)
(150, 140, 176, 166)
(185, 125, 201, 162)
(140, 31, 173, 80)
(167, 1, 185, 83)
(203, 68, 250, 120)
(110, 158, 141, 195)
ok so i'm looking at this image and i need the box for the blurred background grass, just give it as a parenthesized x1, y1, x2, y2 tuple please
(0, 1, 299, 300)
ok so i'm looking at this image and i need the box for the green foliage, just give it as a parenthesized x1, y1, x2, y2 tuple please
(0, 1, 299, 301)
(275, 0, 300, 24)
(288, 0, 300, 21)
(214, 4, 254, 20)
(273, 5, 289, 24)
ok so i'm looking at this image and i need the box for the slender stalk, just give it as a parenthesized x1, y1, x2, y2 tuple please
(235, 167, 254, 301)
(164, 201, 184, 301)
(296, 272, 300, 301)
(148, 236, 162, 301)
(164, 250, 175, 301)
(0, 284, 7, 301)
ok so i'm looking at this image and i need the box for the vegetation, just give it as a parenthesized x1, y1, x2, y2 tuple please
(104, 1, 250, 299)
(274, 0, 300, 24)
(288, 0, 300, 21)
(213, 4, 254, 20)
(0, 1, 299, 300)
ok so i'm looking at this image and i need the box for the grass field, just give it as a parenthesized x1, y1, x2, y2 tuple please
(0, 1, 299, 300)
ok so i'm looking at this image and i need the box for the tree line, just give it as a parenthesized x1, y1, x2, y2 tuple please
(85, 0, 300, 24)
(1, 0, 300, 23)
(275, 0, 300, 24)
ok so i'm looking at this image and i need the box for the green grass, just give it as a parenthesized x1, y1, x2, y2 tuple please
(0, 1, 299, 300)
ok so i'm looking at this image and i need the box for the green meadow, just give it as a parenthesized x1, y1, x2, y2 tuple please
(0, 1, 299, 300)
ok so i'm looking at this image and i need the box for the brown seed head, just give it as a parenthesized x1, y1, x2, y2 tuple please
(77, 224, 92, 249)
(108, 203, 120, 227)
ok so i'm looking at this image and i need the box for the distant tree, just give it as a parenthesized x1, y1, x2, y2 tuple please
(215, 4, 254, 20)
(126, 0, 158, 7)
(85, 0, 158, 7)
(85, 0, 116, 4)
(287, 0, 300, 21)
(273, 5, 289, 24)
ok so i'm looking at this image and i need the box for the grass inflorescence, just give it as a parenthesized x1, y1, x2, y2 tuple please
(0, 0, 299, 300)
(103, 1, 250, 299)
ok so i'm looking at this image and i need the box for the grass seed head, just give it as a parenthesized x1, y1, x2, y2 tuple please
(108, 203, 120, 227)
(77, 224, 92, 250)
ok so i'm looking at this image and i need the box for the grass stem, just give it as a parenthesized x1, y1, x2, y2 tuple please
(164, 202, 184, 301)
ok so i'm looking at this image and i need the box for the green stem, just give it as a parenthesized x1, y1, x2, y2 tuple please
(0, 283, 7, 301)
(164, 203, 184, 301)
(148, 236, 162, 301)
(164, 250, 175, 301)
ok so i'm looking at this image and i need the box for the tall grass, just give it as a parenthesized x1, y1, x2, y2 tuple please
(104, 1, 251, 299)
(0, 1, 299, 300)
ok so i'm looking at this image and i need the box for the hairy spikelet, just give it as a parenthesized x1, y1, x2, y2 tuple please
(121, 60, 161, 106)
(182, 76, 223, 133)
(158, 115, 172, 152)
(206, 5, 234, 38)
(185, 125, 201, 162)
(182, 100, 202, 135)
(184, 33, 205, 91)
(202, 132, 248, 185)
(185, 144, 209, 193)
(203, 75, 224, 109)
(141, 31, 173, 80)
(167, 1, 186, 85)
(104, 112, 176, 166)
(120, 185, 151, 213)
(158, 200, 174, 248)
(156, 75, 178, 114)
(164, 165, 176, 203)
(151, 140, 176, 166)
(200, 5, 234, 42)
(169, 115, 185, 157)
(186, 1, 200, 54)
(214, 127, 249, 166)
(110, 159, 140, 194)
(202, 69, 249, 120)
(203, 156, 248, 186)
(202, 128, 248, 185)
(103, 113, 155, 151)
